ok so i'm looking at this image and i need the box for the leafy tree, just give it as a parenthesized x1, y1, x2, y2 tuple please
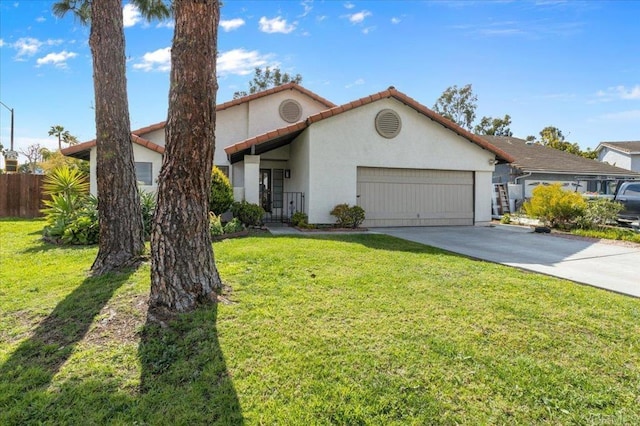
(532, 126, 596, 159)
(233, 66, 303, 99)
(53, 0, 169, 274)
(474, 114, 513, 136)
(432, 84, 477, 131)
(150, 0, 222, 313)
(48, 125, 78, 150)
(39, 150, 90, 175)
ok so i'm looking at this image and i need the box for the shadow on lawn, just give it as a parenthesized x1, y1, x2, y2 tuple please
(0, 266, 244, 424)
(0, 269, 133, 419)
(137, 304, 244, 424)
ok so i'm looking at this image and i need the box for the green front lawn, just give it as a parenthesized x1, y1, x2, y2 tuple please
(1, 219, 639, 424)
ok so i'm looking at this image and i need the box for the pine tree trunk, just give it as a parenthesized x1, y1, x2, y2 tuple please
(150, 0, 222, 313)
(89, 0, 145, 275)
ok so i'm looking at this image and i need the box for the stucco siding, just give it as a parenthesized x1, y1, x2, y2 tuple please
(287, 131, 311, 204)
(599, 149, 632, 171)
(132, 144, 163, 193)
(305, 98, 495, 224)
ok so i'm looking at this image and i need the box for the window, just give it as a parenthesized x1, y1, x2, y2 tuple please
(135, 162, 153, 186)
(215, 165, 229, 178)
(623, 184, 640, 196)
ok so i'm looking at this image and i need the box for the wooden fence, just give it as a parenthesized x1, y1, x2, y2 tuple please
(0, 174, 46, 218)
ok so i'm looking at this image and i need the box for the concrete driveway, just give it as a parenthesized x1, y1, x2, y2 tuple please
(373, 225, 640, 298)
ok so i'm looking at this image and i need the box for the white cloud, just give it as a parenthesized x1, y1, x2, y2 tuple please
(132, 47, 273, 76)
(362, 26, 375, 34)
(133, 47, 171, 72)
(36, 16, 46, 23)
(217, 48, 271, 76)
(156, 20, 174, 29)
(596, 85, 640, 102)
(391, 17, 401, 24)
(0, 39, 5, 48)
(123, 3, 142, 28)
(14, 37, 42, 57)
(220, 18, 245, 32)
(300, 0, 313, 17)
(348, 10, 371, 24)
(344, 2, 355, 9)
(259, 16, 296, 34)
(36, 50, 78, 68)
(345, 78, 365, 88)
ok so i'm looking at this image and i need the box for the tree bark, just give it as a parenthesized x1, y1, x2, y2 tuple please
(89, 0, 145, 275)
(150, 0, 222, 313)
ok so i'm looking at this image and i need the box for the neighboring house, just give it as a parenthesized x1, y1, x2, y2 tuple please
(63, 83, 513, 227)
(481, 135, 640, 201)
(595, 141, 640, 173)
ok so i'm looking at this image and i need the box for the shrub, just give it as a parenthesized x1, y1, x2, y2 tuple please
(231, 201, 264, 227)
(500, 213, 511, 224)
(330, 204, 366, 228)
(209, 213, 223, 236)
(291, 211, 309, 227)
(523, 184, 586, 228)
(139, 190, 156, 239)
(224, 217, 245, 234)
(61, 196, 99, 245)
(210, 167, 234, 215)
(41, 167, 97, 244)
(575, 198, 624, 230)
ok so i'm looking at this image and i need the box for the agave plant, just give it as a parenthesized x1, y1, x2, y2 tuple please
(42, 166, 89, 198)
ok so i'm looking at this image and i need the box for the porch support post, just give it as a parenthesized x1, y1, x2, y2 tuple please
(244, 154, 260, 204)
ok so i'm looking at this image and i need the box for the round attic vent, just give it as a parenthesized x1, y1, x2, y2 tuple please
(375, 109, 402, 139)
(279, 99, 302, 123)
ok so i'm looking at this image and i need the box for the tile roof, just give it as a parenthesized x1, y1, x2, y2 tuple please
(61, 135, 164, 161)
(480, 135, 640, 176)
(225, 86, 516, 162)
(597, 141, 640, 154)
(64, 83, 337, 157)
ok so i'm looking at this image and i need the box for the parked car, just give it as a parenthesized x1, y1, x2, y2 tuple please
(613, 181, 640, 223)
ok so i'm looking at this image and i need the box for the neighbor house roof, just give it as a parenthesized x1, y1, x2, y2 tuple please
(595, 141, 640, 154)
(62, 134, 164, 161)
(225, 86, 516, 164)
(63, 83, 336, 159)
(480, 135, 640, 177)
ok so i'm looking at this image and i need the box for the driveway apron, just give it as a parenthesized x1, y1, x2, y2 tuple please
(372, 225, 640, 298)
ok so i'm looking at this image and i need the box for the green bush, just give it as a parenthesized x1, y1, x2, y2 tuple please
(223, 218, 244, 234)
(500, 214, 511, 224)
(523, 184, 586, 228)
(291, 211, 309, 227)
(139, 190, 156, 239)
(209, 213, 223, 236)
(231, 201, 264, 227)
(41, 167, 97, 244)
(575, 198, 624, 230)
(210, 167, 234, 215)
(330, 204, 366, 228)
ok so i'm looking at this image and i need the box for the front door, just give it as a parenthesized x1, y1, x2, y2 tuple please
(259, 169, 271, 212)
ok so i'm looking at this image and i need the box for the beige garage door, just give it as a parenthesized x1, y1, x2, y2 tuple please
(357, 167, 474, 227)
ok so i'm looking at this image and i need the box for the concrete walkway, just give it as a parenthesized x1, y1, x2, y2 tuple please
(372, 225, 640, 298)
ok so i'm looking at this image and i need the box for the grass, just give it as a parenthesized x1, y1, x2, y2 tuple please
(571, 226, 640, 244)
(1, 218, 639, 424)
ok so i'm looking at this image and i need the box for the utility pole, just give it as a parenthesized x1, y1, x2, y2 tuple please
(0, 100, 18, 172)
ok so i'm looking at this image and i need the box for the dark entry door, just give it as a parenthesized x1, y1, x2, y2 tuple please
(259, 169, 271, 212)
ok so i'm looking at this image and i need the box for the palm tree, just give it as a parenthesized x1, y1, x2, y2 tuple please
(53, 0, 169, 275)
(48, 125, 79, 150)
(48, 125, 66, 151)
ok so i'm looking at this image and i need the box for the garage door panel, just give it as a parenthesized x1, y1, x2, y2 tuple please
(357, 167, 473, 227)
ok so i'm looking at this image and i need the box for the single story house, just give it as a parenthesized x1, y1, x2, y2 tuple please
(63, 83, 513, 227)
(595, 141, 640, 173)
(481, 135, 640, 206)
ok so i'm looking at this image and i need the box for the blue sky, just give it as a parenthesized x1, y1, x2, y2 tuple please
(1, 0, 639, 165)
